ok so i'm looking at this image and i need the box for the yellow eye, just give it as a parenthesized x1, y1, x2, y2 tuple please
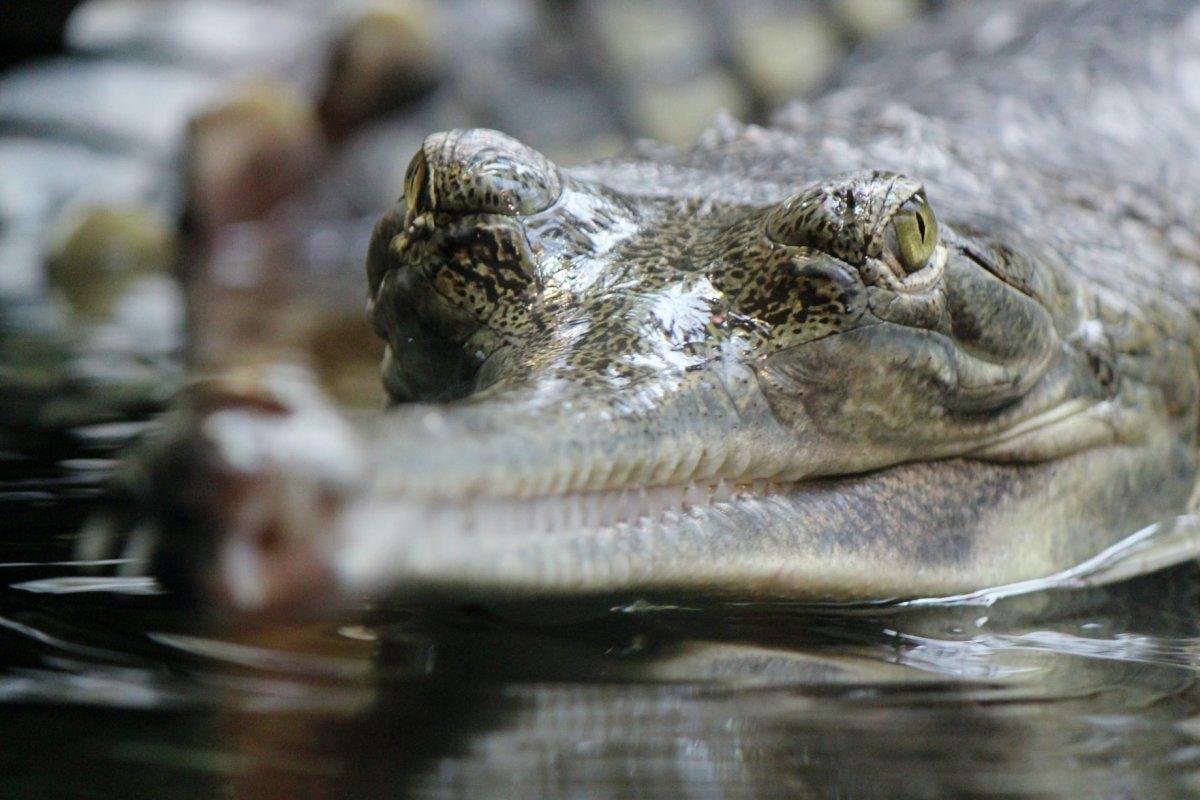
(890, 195, 939, 274)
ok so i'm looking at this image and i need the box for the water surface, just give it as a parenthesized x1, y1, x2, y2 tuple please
(3, 444, 1200, 799)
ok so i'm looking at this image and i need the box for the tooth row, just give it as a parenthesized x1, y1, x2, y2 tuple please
(405, 480, 782, 538)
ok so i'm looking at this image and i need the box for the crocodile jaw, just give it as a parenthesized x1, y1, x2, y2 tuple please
(99, 355, 1193, 613)
(328, 430, 1194, 605)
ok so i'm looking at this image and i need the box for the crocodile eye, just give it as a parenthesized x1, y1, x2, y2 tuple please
(887, 194, 939, 274)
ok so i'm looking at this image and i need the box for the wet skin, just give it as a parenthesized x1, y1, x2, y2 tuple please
(95, 0, 1200, 612)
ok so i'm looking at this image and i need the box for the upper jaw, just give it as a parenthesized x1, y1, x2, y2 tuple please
(358, 362, 806, 504)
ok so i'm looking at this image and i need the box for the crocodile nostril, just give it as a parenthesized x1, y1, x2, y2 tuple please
(403, 148, 430, 211)
(410, 128, 562, 216)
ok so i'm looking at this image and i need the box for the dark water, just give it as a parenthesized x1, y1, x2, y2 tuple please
(4, 441, 1200, 799)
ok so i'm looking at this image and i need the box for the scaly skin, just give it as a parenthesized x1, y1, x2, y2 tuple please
(96, 0, 1200, 612)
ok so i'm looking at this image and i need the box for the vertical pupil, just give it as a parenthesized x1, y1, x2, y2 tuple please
(915, 209, 927, 241)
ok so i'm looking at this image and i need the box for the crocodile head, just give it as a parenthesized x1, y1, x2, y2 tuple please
(99, 128, 1199, 612)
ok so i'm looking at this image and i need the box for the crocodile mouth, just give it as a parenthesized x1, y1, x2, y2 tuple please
(321, 384, 1136, 605)
(359, 397, 1107, 543)
(87, 348, 1151, 612)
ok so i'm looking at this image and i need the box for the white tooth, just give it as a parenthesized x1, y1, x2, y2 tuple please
(712, 480, 732, 503)
(752, 480, 767, 496)
(685, 482, 707, 508)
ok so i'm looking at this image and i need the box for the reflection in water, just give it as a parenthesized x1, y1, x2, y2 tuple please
(2, 472, 1200, 799)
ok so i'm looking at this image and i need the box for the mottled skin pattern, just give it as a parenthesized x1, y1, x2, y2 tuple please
(101, 0, 1200, 611)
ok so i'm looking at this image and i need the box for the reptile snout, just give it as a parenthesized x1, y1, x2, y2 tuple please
(365, 130, 563, 402)
(404, 128, 562, 216)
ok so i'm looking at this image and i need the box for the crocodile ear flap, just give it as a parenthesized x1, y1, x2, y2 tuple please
(765, 171, 925, 264)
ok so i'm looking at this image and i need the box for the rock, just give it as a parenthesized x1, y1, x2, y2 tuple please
(630, 69, 748, 146)
(44, 206, 176, 321)
(729, 6, 841, 106)
(832, 0, 924, 41)
(585, 0, 716, 82)
(318, 0, 445, 138)
(185, 80, 325, 230)
(0, 138, 171, 297)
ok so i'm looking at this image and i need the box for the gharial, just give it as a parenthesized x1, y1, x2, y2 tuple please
(90, 0, 1200, 612)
